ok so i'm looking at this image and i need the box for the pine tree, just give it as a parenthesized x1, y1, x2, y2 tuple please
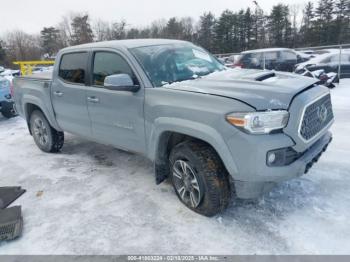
(139, 28, 151, 38)
(252, 7, 267, 49)
(0, 40, 6, 65)
(40, 27, 60, 57)
(268, 4, 292, 47)
(197, 12, 216, 52)
(214, 10, 236, 53)
(71, 15, 94, 45)
(244, 8, 254, 50)
(237, 9, 246, 51)
(164, 18, 184, 39)
(334, 0, 350, 43)
(300, 2, 315, 45)
(315, 0, 335, 44)
(126, 28, 140, 39)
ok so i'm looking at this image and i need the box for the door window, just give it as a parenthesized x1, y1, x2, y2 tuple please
(92, 52, 138, 87)
(59, 52, 88, 84)
(283, 51, 297, 60)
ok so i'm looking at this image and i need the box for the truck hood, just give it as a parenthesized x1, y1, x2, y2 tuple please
(164, 69, 318, 110)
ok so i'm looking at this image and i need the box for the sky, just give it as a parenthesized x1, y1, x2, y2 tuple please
(0, 0, 309, 35)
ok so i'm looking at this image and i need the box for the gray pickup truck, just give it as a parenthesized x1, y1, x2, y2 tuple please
(14, 39, 334, 216)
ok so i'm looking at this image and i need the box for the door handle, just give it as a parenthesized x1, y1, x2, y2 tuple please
(87, 96, 100, 103)
(53, 91, 63, 97)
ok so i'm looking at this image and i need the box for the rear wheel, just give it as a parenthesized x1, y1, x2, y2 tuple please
(169, 141, 231, 217)
(29, 110, 64, 153)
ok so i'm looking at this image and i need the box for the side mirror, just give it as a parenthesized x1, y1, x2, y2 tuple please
(103, 74, 140, 92)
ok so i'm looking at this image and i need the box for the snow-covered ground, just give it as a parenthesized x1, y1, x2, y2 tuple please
(0, 81, 350, 255)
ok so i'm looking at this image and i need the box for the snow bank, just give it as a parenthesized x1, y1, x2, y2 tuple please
(0, 81, 349, 254)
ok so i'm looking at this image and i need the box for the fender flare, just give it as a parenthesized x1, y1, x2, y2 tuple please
(22, 94, 62, 131)
(148, 117, 239, 176)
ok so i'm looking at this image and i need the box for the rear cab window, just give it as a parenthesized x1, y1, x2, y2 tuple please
(58, 52, 88, 84)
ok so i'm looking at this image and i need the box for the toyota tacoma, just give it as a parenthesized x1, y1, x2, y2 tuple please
(13, 39, 334, 216)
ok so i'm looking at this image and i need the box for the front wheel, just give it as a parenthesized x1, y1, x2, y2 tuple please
(169, 141, 231, 217)
(29, 110, 64, 153)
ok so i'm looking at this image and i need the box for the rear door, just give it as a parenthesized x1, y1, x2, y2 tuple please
(51, 52, 92, 137)
(85, 50, 146, 154)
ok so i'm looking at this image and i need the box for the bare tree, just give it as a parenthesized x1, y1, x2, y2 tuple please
(290, 4, 301, 47)
(94, 19, 113, 41)
(181, 17, 196, 41)
(5, 31, 41, 61)
(57, 14, 74, 48)
(70, 14, 94, 45)
(111, 20, 127, 40)
(150, 19, 167, 38)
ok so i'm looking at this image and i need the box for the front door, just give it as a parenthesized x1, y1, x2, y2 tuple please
(51, 52, 92, 137)
(86, 50, 146, 154)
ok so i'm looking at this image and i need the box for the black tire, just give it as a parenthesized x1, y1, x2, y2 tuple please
(169, 141, 231, 217)
(29, 110, 64, 153)
(1, 102, 17, 119)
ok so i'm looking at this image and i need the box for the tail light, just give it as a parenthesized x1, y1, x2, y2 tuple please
(234, 62, 244, 68)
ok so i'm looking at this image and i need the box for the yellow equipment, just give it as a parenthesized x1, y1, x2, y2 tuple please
(13, 61, 55, 76)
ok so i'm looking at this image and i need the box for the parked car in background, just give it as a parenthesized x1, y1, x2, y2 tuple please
(234, 48, 306, 72)
(295, 51, 350, 80)
(0, 76, 17, 118)
(0, 69, 21, 83)
(295, 50, 314, 61)
(217, 56, 236, 68)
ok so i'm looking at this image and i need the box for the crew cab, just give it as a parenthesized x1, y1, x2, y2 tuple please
(13, 39, 334, 216)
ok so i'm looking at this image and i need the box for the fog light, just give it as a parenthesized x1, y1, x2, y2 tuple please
(267, 152, 276, 164)
(267, 147, 301, 167)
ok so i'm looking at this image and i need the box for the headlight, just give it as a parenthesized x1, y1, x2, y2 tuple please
(226, 110, 289, 134)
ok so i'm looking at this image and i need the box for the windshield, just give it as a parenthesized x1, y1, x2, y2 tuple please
(130, 44, 225, 87)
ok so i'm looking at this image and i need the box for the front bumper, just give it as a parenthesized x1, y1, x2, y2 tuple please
(230, 131, 332, 199)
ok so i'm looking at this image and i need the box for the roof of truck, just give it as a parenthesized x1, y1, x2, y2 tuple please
(61, 39, 190, 52)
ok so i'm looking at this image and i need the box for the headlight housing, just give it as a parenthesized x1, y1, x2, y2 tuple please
(226, 110, 289, 134)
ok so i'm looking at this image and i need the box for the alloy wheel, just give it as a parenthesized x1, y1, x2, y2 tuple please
(33, 118, 49, 146)
(172, 160, 202, 208)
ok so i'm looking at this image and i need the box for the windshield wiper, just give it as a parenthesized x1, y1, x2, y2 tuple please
(161, 75, 201, 87)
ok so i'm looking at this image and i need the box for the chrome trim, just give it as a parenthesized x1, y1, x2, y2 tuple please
(297, 92, 334, 144)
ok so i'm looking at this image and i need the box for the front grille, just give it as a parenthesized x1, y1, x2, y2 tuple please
(300, 94, 333, 141)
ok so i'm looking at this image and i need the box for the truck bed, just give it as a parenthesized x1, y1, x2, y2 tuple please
(18, 72, 53, 81)
(13, 72, 54, 122)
